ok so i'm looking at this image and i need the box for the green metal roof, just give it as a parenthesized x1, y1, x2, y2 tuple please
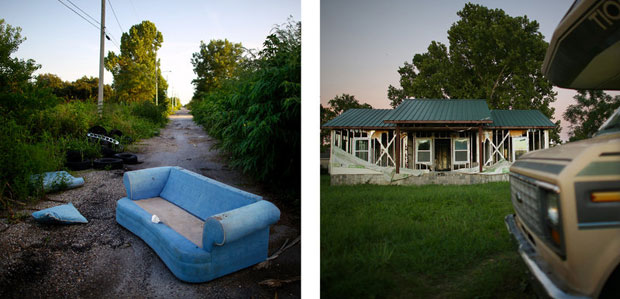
(383, 99, 492, 123)
(489, 110, 555, 128)
(322, 101, 556, 130)
(322, 109, 395, 129)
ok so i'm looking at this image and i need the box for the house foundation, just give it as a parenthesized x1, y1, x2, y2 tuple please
(330, 170, 508, 186)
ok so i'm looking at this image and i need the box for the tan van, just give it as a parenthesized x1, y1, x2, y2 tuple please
(505, 0, 620, 297)
(506, 113, 620, 297)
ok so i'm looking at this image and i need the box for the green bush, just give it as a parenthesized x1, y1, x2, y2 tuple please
(190, 20, 300, 196)
(63, 137, 101, 160)
(0, 101, 166, 209)
(132, 101, 168, 126)
(0, 19, 168, 208)
(0, 117, 64, 208)
(30, 101, 97, 138)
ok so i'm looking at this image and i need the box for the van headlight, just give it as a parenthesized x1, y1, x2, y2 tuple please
(547, 192, 560, 226)
(543, 189, 562, 248)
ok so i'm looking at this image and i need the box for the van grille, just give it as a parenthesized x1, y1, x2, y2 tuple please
(509, 174, 544, 238)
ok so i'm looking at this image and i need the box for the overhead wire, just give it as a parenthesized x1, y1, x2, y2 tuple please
(56, 0, 121, 51)
(66, 0, 100, 26)
(107, 0, 124, 33)
(128, 0, 142, 22)
(57, 0, 99, 31)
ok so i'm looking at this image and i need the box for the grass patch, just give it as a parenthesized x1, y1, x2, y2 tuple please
(321, 175, 534, 298)
(0, 101, 168, 210)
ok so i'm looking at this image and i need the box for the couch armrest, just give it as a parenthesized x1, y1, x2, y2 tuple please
(123, 167, 175, 200)
(202, 200, 280, 251)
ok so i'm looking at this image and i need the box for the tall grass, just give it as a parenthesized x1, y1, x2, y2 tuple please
(190, 20, 300, 198)
(0, 100, 167, 210)
(321, 176, 534, 298)
(0, 19, 174, 210)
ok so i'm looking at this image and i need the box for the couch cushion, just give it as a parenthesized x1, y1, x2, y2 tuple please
(159, 168, 261, 220)
(32, 202, 88, 224)
(134, 197, 204, 248)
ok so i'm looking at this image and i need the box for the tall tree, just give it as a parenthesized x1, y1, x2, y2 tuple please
(388, 3, 560, 142)
(0, 19, 58, 120)
(105, 21, 164, 103)
(564, 90, 620, 142)
(191, 39, 244, 100)
(326, 93, 372, 116)
(0, 19, 39, 94)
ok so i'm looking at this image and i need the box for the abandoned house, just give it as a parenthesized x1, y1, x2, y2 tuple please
(322, 99, 556, 174)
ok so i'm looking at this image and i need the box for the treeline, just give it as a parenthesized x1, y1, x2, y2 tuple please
(35, 73, 114, 102)
(190, 19, 301, 197)
(0, 19, 176, 209)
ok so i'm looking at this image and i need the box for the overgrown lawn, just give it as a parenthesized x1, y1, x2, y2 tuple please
(321, 175, 535, 298)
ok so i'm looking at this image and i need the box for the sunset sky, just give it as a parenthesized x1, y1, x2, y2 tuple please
(321, 0, 619, 141)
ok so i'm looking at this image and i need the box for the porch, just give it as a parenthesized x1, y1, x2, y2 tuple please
(322, 99, 556, 184)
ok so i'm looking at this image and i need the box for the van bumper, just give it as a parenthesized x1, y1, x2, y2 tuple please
(505, 214, 590, 299)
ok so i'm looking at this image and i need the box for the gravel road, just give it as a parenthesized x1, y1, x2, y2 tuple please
(0, 108, 300, 298)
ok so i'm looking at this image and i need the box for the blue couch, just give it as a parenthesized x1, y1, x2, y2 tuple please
(115, 166, 280, 283)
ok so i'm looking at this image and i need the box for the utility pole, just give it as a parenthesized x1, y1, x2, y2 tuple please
(155, 51, 158, 106)
(97, 0, 105, 117)
(162, 70, 172, 106)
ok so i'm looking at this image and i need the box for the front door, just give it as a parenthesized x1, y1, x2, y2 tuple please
(434, 139, 451, 171)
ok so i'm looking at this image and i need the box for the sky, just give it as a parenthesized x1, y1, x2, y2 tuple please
(1, 0, 300, 105)
(321, 0, 619, 141)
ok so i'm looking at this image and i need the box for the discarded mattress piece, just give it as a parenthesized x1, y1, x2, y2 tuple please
(115, 166, 280, 283)
(31, 171, 85, 192)
(32, 202, 88, 224)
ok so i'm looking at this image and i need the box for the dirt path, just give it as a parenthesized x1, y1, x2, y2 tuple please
(0, 108, 300, 298)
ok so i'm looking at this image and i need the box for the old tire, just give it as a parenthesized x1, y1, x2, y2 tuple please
(114, 153, 138, 164)
(88, 125, 107, 136)
(65, 159, 92, 171)
(101, 146, 118, 158)
(66, 150, 83, 162)
(93, 158, 123, 170)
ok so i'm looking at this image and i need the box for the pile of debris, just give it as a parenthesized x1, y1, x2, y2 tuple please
(65, 126, 140, 171)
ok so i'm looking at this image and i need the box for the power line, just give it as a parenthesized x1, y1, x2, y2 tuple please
(128, 0, 142, 22)
(57, 0, 99, 31)
(66, 0, 100, 26)
(107, 0, 124, 33)
(107, 34, 120, 49)
(57, 0, 121, 51)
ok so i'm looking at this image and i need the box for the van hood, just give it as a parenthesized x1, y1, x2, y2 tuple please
(520, 133, 620, 161)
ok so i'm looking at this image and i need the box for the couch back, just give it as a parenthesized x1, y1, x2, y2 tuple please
(159, 167, 261, 220)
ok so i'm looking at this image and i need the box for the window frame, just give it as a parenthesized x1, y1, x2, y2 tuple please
(416, 138, 432, 164)
(453, 137, 469, 165)
(353, 137, 371, 162)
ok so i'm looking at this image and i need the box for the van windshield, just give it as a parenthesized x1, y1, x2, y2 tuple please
(596, 107, 620, 136)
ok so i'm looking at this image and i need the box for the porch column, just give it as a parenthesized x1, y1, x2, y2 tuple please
(395, 127, 400, 174)
(526, 129, 530, 151)
(330, 130, 335, 173)
(475, 131, 480, 168)
(544, 129, 549, 148)
(478, 126, 483, 172)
